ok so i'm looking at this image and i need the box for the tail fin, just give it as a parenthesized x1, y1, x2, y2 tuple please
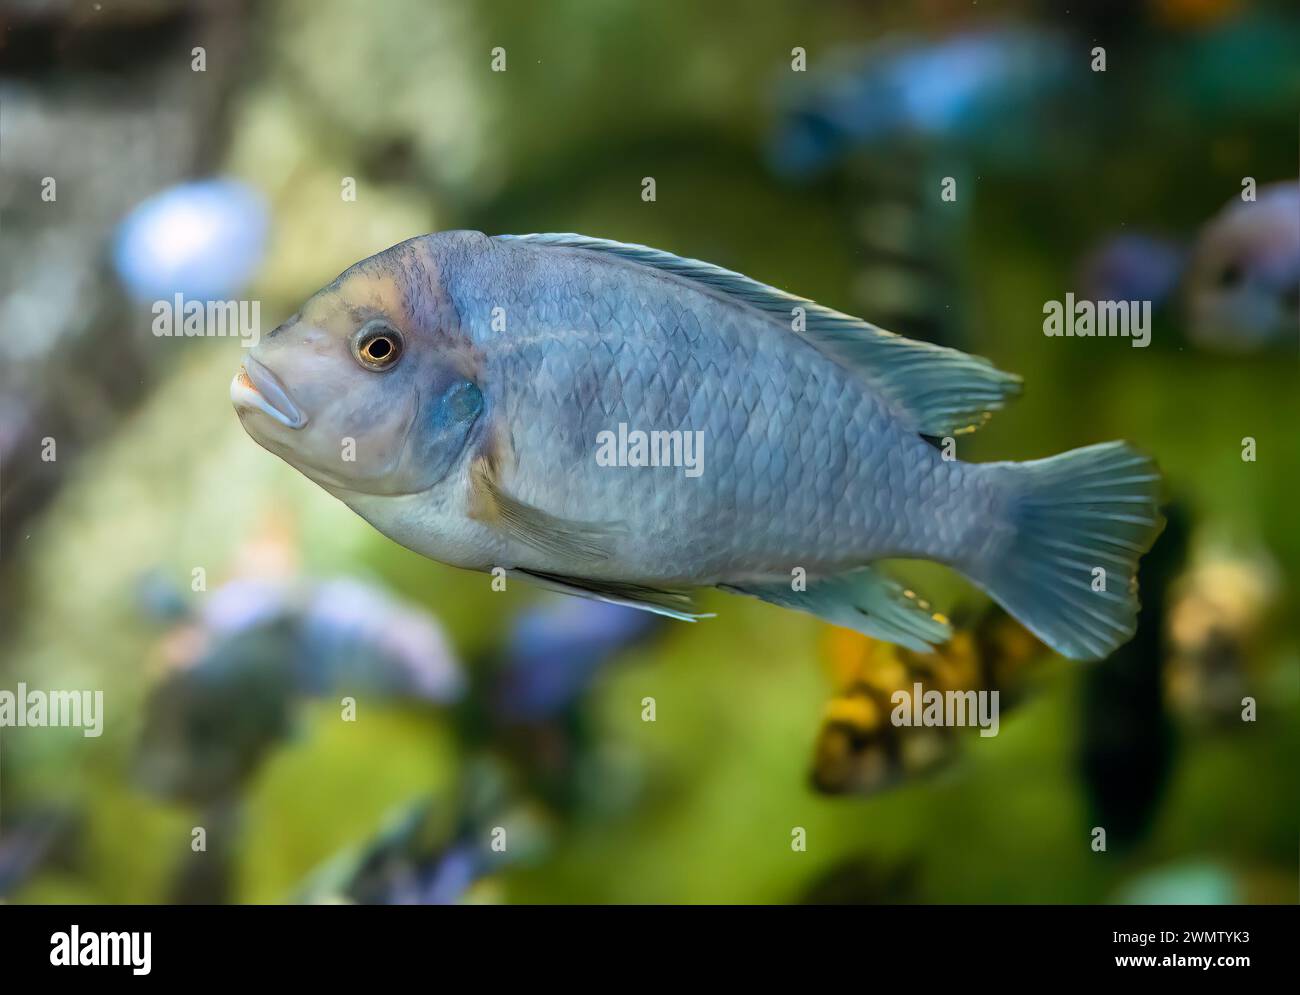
(963, 442, 1164, 661)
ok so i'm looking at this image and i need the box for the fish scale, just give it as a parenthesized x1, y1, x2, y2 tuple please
(452, 238, 969, 582)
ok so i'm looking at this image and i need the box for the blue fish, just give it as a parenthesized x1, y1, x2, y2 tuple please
(233, 232, 1164, 661)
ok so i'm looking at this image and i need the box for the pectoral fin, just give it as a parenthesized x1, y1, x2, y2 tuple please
(470, 459, 619, 563)
(721, 566, 951, 652)
(513, 568, 713, 622)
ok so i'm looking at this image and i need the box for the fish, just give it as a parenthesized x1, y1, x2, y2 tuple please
(1165, 537, 1279, 726)
(483, 598, 663, 813)
(136, 617, 299, 806)
(1182, 181, 1299, 353)
(812, 604, 1047, 796)
(1078, 234, 1186, 311)
(493, 597, 662, 721)
(296, 761, 536, 905)
(1079, 181, 1299, 354)
(767, 27, 1071, 180)
(232, 231, 1164, 661)
(135, 575, 462, 804)
(296, 796, 478, 905)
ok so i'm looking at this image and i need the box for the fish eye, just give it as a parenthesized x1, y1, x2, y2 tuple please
(353, 321, 403, 371)
(1217, 262, 1243, 289)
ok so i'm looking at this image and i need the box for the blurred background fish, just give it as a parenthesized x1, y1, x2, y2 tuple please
(295, 761, 546, 905)
(1182, 182, 1299, 352)
(1080, 180, 1299, 353)
(481, 599, 664, 813)
(1164, 535, 1281, 725)
(767, 26, 1073, 182)
(135, 572, 463, 805)
(128, 524, 663, 900)
(130, 543, 466, 903)
(812, 605, 1048, 796)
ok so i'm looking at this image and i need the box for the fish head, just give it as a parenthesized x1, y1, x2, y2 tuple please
(1184, 181, 1300, 352)
(232, 238, 485, 496)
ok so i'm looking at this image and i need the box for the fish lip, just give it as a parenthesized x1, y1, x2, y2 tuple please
(231, 356, 308, 429)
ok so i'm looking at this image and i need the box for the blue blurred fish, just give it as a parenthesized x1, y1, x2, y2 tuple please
(297, 798, 475, 905)
(296, 762, 538, 905)
(135, 575, 463, 803)
(234, 231, 1163, 661)
(768, 28, 1071, 179)
(494, 597, 660, 720)
(479, 597, 664, 814)
(1078, 234, 1187, 311)
(769, 14, 1300, 182)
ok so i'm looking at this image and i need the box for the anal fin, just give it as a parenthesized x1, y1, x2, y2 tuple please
(721, 566, 951, 652)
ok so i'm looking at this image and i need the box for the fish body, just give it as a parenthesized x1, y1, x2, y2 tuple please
(234, 231, 1162, 660)
(438, 235, 983, 580)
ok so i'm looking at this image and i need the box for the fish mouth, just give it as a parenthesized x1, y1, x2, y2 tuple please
(231, 356, 308, 429)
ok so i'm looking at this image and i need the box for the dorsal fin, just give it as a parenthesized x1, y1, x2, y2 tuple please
(498, 233, 1022, 436)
